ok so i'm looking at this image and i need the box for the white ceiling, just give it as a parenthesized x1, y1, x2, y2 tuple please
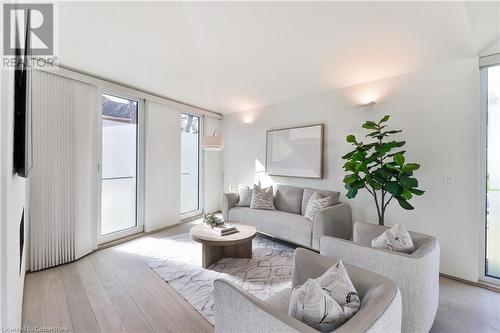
(59, 1, 500, 114)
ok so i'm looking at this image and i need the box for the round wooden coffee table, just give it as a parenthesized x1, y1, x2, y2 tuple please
(190, 223, 257, 268)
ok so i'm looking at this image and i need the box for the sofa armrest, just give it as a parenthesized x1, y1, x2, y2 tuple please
(311, 202, 352, 249)
(214, 278, 317, 333)
(222, 192, 239, 221)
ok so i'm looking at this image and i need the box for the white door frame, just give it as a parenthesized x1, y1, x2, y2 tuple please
(479, 61, 500, 286)
(96, 88, 145, 245)
(180, 112, 204, 220)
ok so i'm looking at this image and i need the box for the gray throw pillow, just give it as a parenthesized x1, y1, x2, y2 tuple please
(237, 184, 253, 207)
(250, 185, 275, 210)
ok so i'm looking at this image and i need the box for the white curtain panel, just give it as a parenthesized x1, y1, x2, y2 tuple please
(29, 70, 97, 271)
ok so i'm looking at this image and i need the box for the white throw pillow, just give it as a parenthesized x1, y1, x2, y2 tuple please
(304, 191, 332, 221)
(237, 184, 253, 207)
(289, 260, 361, 332)
(250, 184, 275, 210)
(371, 223, 415, 253)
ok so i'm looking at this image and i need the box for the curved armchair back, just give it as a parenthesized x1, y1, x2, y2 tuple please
(215, 248, 402, 333)
(321, 222, 440, 333)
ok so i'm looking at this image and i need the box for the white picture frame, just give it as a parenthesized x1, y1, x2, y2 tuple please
(265, 124, 324, 179)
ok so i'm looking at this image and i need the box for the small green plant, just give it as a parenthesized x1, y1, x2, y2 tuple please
(342, 115, 424, 225)
(203, 213, 224, 227)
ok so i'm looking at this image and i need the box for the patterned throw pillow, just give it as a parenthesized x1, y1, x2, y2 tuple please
(237, 184, 253, 207)
(289, 260, 361, 332)
(304, 191, 332, 221)
(250, 185, 275, 210)
(371, 223, 415, 253)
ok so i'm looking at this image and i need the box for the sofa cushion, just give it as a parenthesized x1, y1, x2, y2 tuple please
(228, 207, 312, 247)
(301, 188, 340, 215)
(275, 185, 304, 215)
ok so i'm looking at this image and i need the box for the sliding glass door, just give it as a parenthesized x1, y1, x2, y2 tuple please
(99, 93, 143, 243)
(485, 64, 500, 281)
(181, 113, 202, 217)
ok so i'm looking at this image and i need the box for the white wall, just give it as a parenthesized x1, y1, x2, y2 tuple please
(144, 103, 223, 230)
(204, 117, 223, 213)
(223, 57, 480, 282)
(144, 101, 182, 232)
(1, 69, 28, 327)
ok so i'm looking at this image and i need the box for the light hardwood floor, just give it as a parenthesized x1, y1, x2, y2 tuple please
(22, 221, 500, 333)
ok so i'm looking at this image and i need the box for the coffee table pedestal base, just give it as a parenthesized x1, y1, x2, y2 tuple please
(202, 241, 252, 269)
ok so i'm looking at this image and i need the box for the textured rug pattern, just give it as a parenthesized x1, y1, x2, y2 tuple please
(139, 232, 294, 324)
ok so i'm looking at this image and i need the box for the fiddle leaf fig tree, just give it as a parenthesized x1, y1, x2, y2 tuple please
(342, 115, 424, 225)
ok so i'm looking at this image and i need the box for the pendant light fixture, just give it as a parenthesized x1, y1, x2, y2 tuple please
(203, 129, 224, 151)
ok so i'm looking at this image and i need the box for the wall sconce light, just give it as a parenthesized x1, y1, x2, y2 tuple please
(357, 101, 376, 107)
(202, 130, 224, 151)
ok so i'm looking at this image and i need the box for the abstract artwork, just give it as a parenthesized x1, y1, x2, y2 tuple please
(266, 124, 324, 178)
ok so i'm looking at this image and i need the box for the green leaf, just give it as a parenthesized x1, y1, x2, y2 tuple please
(365, 176, 383, 190)
(400, 177, 418, 188)
(393, 141, 406, 148)
(355, 162, 369, 174)
(343, 161, 357, 172)
(402, 163, 420, 172)
(351, 150, 367, 162)
(402, 189, 413, 200)
(346, 188, 358, 199)
(362, 121, 378, 130)
(386, 182, 403, 196)
(346, 135, 356, 143)
(379, 115, 390, 123)
(366, 131, 381, 137)
(385, 162, 399, 171)
(384, 130, 402, 135)
(409, 188, 425, 196)
(341, 150, 356, 160)
(351, 179, 366, 190)
(374, 167, 394, 180)
(396, 197, 414, 210)
(393, 153, 405, 167)
(343, 174, 358, 185)
(387, 150, 406, 158)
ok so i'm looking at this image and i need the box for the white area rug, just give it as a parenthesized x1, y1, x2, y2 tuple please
(135, 232, 294, 324)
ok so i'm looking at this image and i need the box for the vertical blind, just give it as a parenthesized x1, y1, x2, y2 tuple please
(29, 70, 97, 271)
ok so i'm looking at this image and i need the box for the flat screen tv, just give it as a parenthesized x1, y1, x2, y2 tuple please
(13, 9, 32, 178)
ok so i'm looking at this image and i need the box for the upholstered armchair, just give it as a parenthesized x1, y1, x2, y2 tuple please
(320, 222, 440, 333)
(214, 248, 402, 333)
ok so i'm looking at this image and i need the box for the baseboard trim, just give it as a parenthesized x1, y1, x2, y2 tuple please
(440, 273, 500, 293)
(96, 220, 194, 251)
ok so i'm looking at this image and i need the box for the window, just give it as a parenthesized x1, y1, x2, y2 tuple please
(99, 93, 143, 242)
(181, 113, 202, 216)
(484, 64, 500, 280)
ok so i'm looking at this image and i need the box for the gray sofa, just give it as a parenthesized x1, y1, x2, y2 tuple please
(222, 184, 352, 250)
(214, 248, 402, 333)
(320, 222, 440, 333)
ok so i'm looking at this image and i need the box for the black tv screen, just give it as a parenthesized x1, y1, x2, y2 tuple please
(13, 9, 32, 178)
